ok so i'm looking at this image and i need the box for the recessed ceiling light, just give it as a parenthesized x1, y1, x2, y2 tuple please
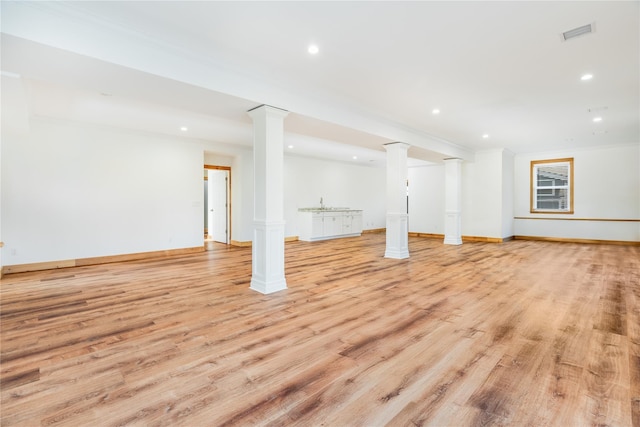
(581, 74, 593, 81)
(288, 145, 294, 149)
(352, 156, 358, 160)
(180, 126, 188, 131)
(432, 109, 440, 115)
(482, 134, 489, 139)
(592, 117, 602, 122)
(308, 44, 319, 55)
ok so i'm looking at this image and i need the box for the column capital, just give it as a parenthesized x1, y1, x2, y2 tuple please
(247, 104, 289, 120)
(443, 157, 463, 163)
(383, 141, 411, 151)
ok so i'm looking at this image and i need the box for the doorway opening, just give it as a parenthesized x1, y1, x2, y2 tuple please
(204, 165, 231, 246)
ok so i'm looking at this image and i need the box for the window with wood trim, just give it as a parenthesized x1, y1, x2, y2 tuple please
(530, 158, 574, 214)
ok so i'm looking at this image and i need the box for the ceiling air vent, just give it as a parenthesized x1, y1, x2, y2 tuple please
(562, 23, 594, 41)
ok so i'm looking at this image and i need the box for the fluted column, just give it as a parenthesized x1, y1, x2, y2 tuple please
(444, 158, 463, 245)
(247, 105, 289, 294)
(384, 142, 410, 259)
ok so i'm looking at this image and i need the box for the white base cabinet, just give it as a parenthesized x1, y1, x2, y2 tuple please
(298, 209, 363, 242)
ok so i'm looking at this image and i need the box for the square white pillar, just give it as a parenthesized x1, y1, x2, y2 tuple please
(247, 105, 289, 294)
(444, 158, 463, 245)
(384, 142, 410, 259)
(250, 220, 287, 294)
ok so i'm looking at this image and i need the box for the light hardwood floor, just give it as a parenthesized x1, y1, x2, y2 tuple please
(1, 234, 639, 426)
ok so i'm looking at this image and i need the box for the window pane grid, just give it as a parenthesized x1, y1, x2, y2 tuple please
(530, 158, 574, 214)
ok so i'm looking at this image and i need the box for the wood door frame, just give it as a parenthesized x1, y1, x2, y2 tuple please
(204, 165, 231, 244)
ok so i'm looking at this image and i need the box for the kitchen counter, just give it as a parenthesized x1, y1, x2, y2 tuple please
(298, 207, 362, 212)
(298, 208, 363, 242)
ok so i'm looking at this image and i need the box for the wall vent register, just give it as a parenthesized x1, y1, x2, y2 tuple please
(562, 23, 593, 41)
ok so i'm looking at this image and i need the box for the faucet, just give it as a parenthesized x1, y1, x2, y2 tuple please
(320, 197, 324, 209)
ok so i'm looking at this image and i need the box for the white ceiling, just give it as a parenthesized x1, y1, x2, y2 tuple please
(1, 1, 638, 167)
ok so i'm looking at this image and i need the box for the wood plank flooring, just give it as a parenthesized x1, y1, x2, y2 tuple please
(1, 234, 639, 426)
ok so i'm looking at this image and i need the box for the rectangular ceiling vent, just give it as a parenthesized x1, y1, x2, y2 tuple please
(562, 23, 594, 41)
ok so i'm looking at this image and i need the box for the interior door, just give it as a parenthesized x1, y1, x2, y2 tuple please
(208, 169, 229, 243)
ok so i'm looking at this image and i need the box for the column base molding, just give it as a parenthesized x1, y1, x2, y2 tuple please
(444, 210, 462, 246)
(385, 212, 409, 259)
(384, 248, 410, 259)
(443, 236, 463, 245)
(251, 220, 287, 294)
(250, 278, 287, 294)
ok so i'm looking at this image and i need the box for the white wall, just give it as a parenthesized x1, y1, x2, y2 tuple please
(0, 127, 3, 274)
(514, 144, 640, 241)
(0, 116, 390, 267)
(231, 150, 255, 242)
(408, 145, 639, 242)
(2, 117, 204, 265)
(283, 156, 386, 237)
(408, 165, 445, 234)
(409, 150, 514, 239)
(502, 150, 515, 238)
(204, 153, 389, 242)
(204, 153, 233, 167)
(202, 152, 388, 243)
(462, 150, 506, 238)
(203, 149, 255, 243)
(6, 118, 634, 270)
(1, 73, 31, 274)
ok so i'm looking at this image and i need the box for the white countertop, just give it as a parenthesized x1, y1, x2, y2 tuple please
(298, 207, 362, 212)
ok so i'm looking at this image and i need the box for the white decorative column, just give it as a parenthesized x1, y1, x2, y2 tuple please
(384, 142, 410, 259)
(444, 158, 463, 245)
(247, 105, 289, 294)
